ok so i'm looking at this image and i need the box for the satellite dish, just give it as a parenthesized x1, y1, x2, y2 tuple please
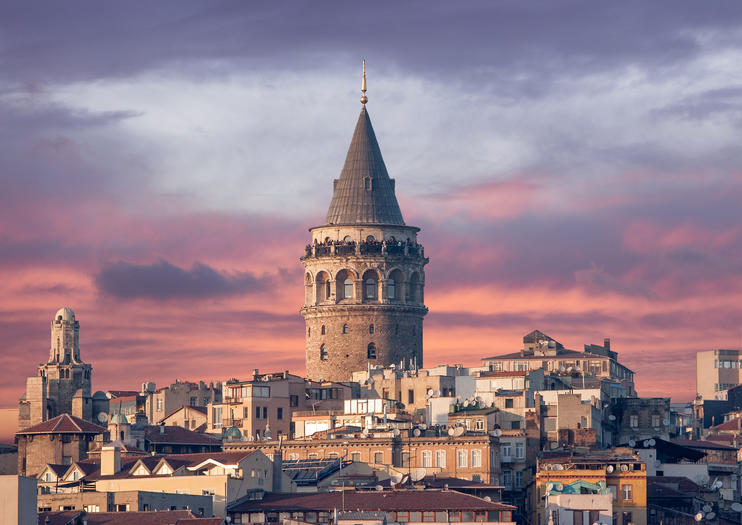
(731, 502, 742, 512)
(620, 464, 629, 472)
(410, 468, 427, 482)
(401, 476, 409, 485)
(608, 415, 616, 421)
(391, 473, 403, 485)
(433, 390, 441, 397)
(706, 513, 716, 520)
(694, 512, 704, 522)
(628, 440, 636, 447)
(483, 496, 492, 502)
(427, 389, 434, 398)
(649, 438, 656, 446)
(494, 429, 503, 437)
(643, 440, 650, 447)
(362, 429, 369, 437)
(454, 426, 465, 437)
(463, 400, 470, 407)
(413, 428, 421, 437)
(375, 485, 384, 491)
(420, 424, 428, 430)
(554, 464, 564, 471)
(663, 419, 670, 426)
(392, 428, 401, 437)
(606, 465, 614, 473)
(546, 482, 554, 491)
(703, 505, 712, 513)
(550, 442, 558, 449)
(555, 483, 563, 491)
(97, 412, 108, 424)
(713, 480, 723, 490)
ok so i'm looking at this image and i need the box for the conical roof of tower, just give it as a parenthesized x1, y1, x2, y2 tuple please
(325, 106, 405, 226)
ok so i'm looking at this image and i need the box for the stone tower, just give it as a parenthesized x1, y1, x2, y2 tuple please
(18, 307, 93, 430)
(301, 66, 428, 381)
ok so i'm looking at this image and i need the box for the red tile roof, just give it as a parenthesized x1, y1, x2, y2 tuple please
(228, 489, 515, 513)
(18, 413, 106, 435)
(38, 510, 82, 525)
(672, 439, 738, 451)
(174, 520, 224, 525)
(709, 417, 742, 432)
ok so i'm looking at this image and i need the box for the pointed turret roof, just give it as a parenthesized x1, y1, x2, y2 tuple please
(325, 106, 405, 226)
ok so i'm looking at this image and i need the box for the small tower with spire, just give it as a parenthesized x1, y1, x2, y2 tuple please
(300, 62, 428, 382)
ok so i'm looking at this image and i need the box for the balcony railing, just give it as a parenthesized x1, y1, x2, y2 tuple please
(302, 240, 423, 259)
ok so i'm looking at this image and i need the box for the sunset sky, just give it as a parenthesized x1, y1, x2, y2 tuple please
(3, 2, 742, 443)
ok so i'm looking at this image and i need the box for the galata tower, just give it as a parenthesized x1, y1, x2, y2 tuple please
(301, 63, 428, 381)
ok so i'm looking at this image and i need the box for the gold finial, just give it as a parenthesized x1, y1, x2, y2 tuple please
(360, 59, 368, 105)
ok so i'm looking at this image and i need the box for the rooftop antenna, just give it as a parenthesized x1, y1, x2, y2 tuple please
(360, 59, 368, 105)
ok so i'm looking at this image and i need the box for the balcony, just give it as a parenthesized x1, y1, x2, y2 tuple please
(302, 240, 424, 260)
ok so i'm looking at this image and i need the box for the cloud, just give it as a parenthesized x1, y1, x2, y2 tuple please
(95, 259, 270, 300)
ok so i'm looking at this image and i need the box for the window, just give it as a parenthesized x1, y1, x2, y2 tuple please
(515, 442, 524, 459)
(622, 484, 633, 501)
(263, 407, 268, 419)
(511, 420, 521, 430)
(457, 449, 468, 468)
(502, 470, 512, 487)
(365, 278, 376, 299)
(44, 472, 52, 482)
(255, 406, 261, 419)
(471, 449, 482, 468)
(156, 398, 163, 411)
(365, 177, 371, 190)
(629, 414, 639, 428)
(435, 450, 446, 468)
(408, 389, 414, 404)
(321, 325, 326, 335)
(343, 235, 353, 242)
(369, 324, 374, 334)
(505, 398, 514, 408)
(652, 414, 661, 427)
(343, 278, 353, 299)
(573, 510, 583, 525)
(307, 327, 311, 337)
(190, 397, 196, 406)
(342, 324, 348, 334)
(351, 452, 361, 462)
(622, 512, 633, 525)
(502, 442, 512, 458)
(388, 279, 396, 299)
(320, 344, 328, 361)
(475, 419, 484, 430)
(373, 451, 383, 464)
(421, 450, 433, 467)
(514, 470, 523, 487)
(367, 343, 377, 359)
(277, 407, 283, 420)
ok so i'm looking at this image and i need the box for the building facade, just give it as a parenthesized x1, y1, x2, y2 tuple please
(301, 77, 428, 382)
(696, 349, 742, 401)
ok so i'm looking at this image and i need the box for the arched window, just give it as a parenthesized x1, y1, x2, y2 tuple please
(307, 327, 311, 337)
(316, 272, 330, 303)
(365, 278, 376, 299)
(366, 235, 375, 242)
(367, 343, 377, 359)
(343, 235, 353, 243)
(344, 278, 353, 299)
(320, 344, 328, 361)
(369, 324, 374, 334)
(321, 325, 326, 335)
(342, 324, 348, 334)
(364, 177, 372, 190)
(387, 278, 396, 299)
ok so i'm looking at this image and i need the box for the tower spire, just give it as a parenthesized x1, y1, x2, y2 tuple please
(360, 59, 368, 105)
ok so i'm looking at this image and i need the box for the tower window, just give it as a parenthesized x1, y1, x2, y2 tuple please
(343, 235, 353, 243)
(342, 324, 348, 334)
(365, 278, 377, 299)
(369, 324, 374, 334)
(321, 325, 326, 335)
(320, 344, 328, 361)
(343, 278, 353, 299)
(366, 235, 375, 242)
(365, 177, 372, 190)
(307, 327, 311, 337)
(367, 343, 377, 359)
(388, 279, 396, 299)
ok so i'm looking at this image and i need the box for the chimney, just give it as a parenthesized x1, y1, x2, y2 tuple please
(269, 447, 283, 492)
(253, 369, 260, 380)
(604, 338, 611, 351)
(101, 445, 121, 476)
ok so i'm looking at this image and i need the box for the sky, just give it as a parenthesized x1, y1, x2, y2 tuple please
(3, 1, 742, 443)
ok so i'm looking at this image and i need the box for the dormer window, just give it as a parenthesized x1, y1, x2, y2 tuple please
(364, 177, 372, 190)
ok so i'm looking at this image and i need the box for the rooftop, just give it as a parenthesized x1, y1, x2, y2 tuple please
(18, 413, 106, 435)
